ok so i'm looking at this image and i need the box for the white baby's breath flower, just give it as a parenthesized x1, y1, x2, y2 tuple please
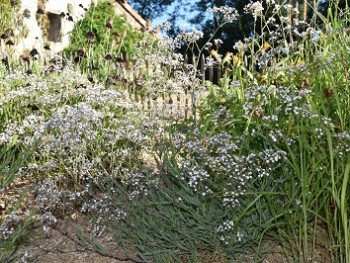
(233, 40, 248, 53)
(244, 1, 264, 19)
(156, 21, 171, 31)
(207, 6, 239, 23)
(177, 30, 204, 43)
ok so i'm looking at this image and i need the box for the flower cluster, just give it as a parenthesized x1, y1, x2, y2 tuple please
(178, 160, 212, 195)
(216, 220, 244, 245)
(207, 6, 239, 24)
(176, 30, 204, 44)
(244, 1, 264, 19)
(0, 209, 30, 241)
(173, 128, 287, 208)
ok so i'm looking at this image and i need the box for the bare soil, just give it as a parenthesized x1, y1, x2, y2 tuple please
(15, 218, 137, 263)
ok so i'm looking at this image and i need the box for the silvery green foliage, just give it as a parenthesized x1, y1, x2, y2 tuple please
(171, 77, 350, 246)
(0, 210, 28, 241)
(176, 130, 287, 206)
(0, 62, 158, 230)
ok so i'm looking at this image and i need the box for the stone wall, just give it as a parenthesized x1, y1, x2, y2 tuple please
(1, 0, 145, 58)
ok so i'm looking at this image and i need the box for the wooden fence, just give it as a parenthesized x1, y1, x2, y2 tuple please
(123, 52, 225, 119)
(184, 53, 226, 85)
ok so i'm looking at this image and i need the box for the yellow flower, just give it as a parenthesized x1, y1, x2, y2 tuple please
(210, 49, 221, 63)
(262, 42, 271, 52)
(233, 55, 242, 66)
(222, 52, 232, 64)
(289, 57, 304, 66)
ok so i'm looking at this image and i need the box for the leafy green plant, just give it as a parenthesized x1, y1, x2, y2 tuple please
(0, 141, 36, 262)
(1, 1, 349, 262)
(106, 2, 350, 262)
(0, 0, 20, 36)
(64, 0, 144, 81)
(0, 215, 33, 263)
(0, 140, 34, 189)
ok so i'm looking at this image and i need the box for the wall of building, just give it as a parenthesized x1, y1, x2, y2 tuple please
(113, 2, 147, 30)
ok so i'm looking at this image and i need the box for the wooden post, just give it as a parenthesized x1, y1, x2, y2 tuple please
(200, 53, 205, 84)
(208, 63, 213, 83)
(303, 0, 307, 21)
(183, 54, 189, 74)
(217, 64, 221, 85)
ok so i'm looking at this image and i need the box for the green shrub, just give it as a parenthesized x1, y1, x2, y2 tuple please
(64, 0, 143, 81)
(0, 0, 20, 36)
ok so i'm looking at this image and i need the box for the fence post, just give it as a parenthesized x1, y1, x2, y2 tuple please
(183, 54, 189, 74)
(217, 64, 221, 85)
(200, 53, 205, 84)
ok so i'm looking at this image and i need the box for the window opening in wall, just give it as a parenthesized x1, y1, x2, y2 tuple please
(47, 13, 62, 42)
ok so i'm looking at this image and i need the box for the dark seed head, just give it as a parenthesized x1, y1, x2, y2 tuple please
(30, 48, 39, 57)
(23, 9, 31, 18)
(59, 12, 65, 18)
(85, 31, 95, 39)
(105, 54, 112, 60)
(115, 57, 125, 63)
(105, 22, 112, 29)
(67, 15, 73, 22)
(1, 57, 9, 64)
(5, 40, 14, 46)
(74, 56, 81, 63)
(10, 0, 19, 7)
(77, 48, 85, 57)
(21, 56, 30, 63)
(36, 8, 44, 14)
(27, 104, 40, 111)
(43, 44, 51, 50)
(324, 89, 333, 98)
(0, 33, 8, 40)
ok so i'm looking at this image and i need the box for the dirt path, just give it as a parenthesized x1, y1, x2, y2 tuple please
(2, 177, 142, 263)
(16, 219, 136, 263)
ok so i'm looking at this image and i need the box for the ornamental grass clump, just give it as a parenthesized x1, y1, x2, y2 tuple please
(104, 2, 349, 262)
(0, 54, 161, 259)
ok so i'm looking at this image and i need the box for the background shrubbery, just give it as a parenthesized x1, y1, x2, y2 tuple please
(63, 1, 145, 81)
